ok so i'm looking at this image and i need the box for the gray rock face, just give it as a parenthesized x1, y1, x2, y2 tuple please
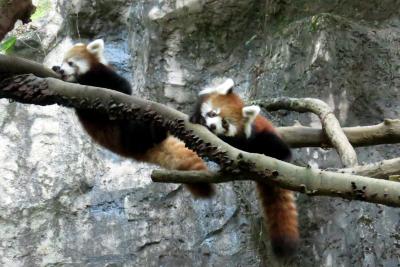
(1, 0, 399, 266)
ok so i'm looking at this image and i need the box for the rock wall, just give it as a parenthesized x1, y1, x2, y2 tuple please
(0, 0, 399, 266)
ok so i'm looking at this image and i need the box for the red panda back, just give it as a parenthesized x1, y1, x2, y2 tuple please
(254, 115, 278, 135)
(190, 80, 300, 257)
(53, 40, 215, 198)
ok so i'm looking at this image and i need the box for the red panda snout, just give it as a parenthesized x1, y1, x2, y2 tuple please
(56, 39, 107, 82)
(209, 123, 217, 131)
(59, 57, 91, 82)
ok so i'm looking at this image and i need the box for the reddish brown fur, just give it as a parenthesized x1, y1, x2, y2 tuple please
(206, 91, 299, 256)
(257, 183, 299, 257)
(253, 115, 278, 135)
(64, 44, 98, 65)
(207, 93, 246, 135)
(78, 111, 213, 198)
(138, 136, 215, 197)
(66, 43, 214, 198)
(76, 113, 128, 156)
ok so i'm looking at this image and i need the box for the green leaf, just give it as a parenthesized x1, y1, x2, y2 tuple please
(0, 36, 17, 54)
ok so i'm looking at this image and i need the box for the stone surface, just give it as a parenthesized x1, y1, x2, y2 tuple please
(0, 0, 400, 266)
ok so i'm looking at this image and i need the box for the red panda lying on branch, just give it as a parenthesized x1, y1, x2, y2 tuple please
(190, 78, 299, 257)
(52, 39, 214, 197)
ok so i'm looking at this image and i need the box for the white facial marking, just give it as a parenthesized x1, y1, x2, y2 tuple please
(199, 78, 235, 95)
(199, 100, 239, 136)
(225, 124, 238, 137)
(200, 100, 213, 117)
(205, 116, 225, 135)
(86, 39, 107, 65)
(242, 105, 260, 138)
(59, 62, 76, 81)
(59, 57, 90, 82)
(200, 100, 224, 134)
(74, 59, 90, 74)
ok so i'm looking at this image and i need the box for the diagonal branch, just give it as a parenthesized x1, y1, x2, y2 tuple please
(1, 54, 399, 149)
(1, 55, 400, 207)
(253, 98, 358, 167)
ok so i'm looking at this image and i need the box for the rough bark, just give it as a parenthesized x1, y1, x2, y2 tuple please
(1, 72, 400, 208)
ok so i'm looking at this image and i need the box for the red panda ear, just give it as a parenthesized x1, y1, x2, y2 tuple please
(218, 78, 234, 94)
(199, 78, 234, 95)
(87, 39, 108, 64)
(87, 39, 104, 56)
(242, 105, 260, 122)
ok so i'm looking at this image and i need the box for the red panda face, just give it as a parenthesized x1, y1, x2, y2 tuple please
(198, 79, 261, 138)
(59, 39, 107, 82)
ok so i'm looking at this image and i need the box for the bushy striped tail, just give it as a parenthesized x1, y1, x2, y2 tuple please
(139, 136, 215, 198)
(256, 182, 299, 257)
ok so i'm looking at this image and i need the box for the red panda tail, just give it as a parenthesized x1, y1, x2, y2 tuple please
(138, 136, 215, 198)
(256, 182, 299, 257)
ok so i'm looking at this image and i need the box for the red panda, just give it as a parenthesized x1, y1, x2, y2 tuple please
(190, 78, 299, 257)
(52, 39, 214, 198)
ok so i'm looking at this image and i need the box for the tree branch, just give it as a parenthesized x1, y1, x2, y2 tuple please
(152, 156, 400, 184)
(0, 0, 36, 41)
(335, 157, 400, 180)
(1, 54, 399, 149)
(277, 120, 400, 148)
(253, 98, 358, 167)
(1, 55, 400, 207)
(151, 166, 400, 206)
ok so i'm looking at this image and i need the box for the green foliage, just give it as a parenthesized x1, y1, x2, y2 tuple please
(31, 0, 51, 21)
(0, 36, 17, 54)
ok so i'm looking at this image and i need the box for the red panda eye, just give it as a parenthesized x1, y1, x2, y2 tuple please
(68, 61, 74, 67)
(207, 111, 217, 118)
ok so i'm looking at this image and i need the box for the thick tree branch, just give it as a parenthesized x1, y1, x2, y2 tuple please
(1, 54, 399, 149)
(1, 55, 400, 207)
(277, 120, 400, 148)
(253, 98, 358, 167)
(0, 0, 36, 41)
(0, 55, 58, 78)
(152, 157, 400, 184)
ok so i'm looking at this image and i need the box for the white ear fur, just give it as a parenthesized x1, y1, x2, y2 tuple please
(242, 105, 260, 121)
(199, 78, 235, 95)
(87, 39, 104, 56)
(215, 78, 234, 94)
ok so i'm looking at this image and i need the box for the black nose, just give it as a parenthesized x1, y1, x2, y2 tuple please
(52, 66, 64, 75)
(209, 124, 216, 131)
